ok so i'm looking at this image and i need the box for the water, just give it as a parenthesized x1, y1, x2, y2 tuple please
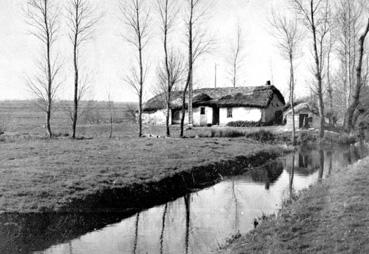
(1, 144, 368, 254)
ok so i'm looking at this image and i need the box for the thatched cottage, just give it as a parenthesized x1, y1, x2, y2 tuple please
(284, 102, 320, 129)
(143, 84, 286, 126)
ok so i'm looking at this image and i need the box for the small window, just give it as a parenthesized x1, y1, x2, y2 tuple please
(200, 107, 205, 115)
(227, 108, 233, 118)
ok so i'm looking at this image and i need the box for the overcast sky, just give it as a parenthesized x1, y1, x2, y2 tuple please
(0, 0, 312, 102)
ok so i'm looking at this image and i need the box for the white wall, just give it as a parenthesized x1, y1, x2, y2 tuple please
(219, 107, 262, 126)
(193, 107, 213, 126)
(142, 109, 168, 125)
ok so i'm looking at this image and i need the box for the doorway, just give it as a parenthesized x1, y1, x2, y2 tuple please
(299, 114, 308, 128)
(212, 107, 219, 125)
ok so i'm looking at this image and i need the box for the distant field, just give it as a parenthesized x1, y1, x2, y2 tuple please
(0, 100, 137, 137)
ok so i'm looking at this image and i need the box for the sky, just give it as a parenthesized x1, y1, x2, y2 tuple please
(0, 0, 312, 102)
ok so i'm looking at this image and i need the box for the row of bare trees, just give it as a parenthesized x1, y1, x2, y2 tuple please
(26, 0, 99, 138)
(26, 0, 244, 139)
(121, 0, 212, 137)
(26, 0, 369, 139)
(270, 0, 369, 142)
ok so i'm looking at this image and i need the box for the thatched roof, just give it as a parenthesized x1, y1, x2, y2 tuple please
(284, 102, 318, 116)
(143, 85, 285, 112)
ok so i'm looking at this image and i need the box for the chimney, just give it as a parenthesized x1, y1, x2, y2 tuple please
(266, 80, 271, 86)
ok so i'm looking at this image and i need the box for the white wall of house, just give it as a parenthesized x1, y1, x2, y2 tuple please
(193, 106, 213, 126)
(142, 109, 169, 125)
(219, 107, 262, 126)
(263, 95, 285, 123)
(285, 111, 320, 130)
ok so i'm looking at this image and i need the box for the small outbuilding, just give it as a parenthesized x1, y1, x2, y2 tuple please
(143, 83, 286, 127)
(284, 102, 320, 129)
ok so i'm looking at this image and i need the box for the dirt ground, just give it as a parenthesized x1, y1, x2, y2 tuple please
(220, 155, 369, 254)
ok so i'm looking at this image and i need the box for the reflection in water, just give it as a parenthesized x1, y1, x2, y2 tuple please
(289, 154, 295, 199)
(0, 144, 367, 254)
(231, 181, 239, 233)
(318, 149, 325, 182)
(160, 204, 168, 254)
(184, 194, 191, 254)
(133, 213, 139, 254)
(327, 151, 333, 176)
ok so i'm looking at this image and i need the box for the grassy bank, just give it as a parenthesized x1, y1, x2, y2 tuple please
(0, 136, 289, 213)
(220, 153, 369, 254)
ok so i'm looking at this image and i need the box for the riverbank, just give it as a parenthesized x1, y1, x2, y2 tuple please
(0, 137, 290, 213)
(220, 147, 369, 254)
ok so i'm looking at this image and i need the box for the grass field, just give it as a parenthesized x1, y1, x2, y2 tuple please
(0, 100, 290, 213)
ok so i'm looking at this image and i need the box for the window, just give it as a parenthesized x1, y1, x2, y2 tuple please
(200, 107, 205, 115)
(227, 108, 233, 118)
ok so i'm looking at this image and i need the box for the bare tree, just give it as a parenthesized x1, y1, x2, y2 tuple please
(326, 25, 336, 126)
(26, 0, 62, 138)
(107, 89, 115, 139)
(121, 0, 150, 137)
(66, 0, 99, 139)
(156, 0, 181, 137)
(334, 0, 364, 113)
(292, 0, 331, 139)
(227, 23, 246, 88)
(155, 51, 185, 129)
(344, 18, 369, 132)
(180, 0, 212, 137)
(270, 11, 303, 146)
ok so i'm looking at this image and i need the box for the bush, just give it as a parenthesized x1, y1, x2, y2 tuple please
(210, 128, 245, 138)
(335, 133, 357, 145)
(297, 131, 318, 144)
(226, 121, 261, 127)
(245, 130, 276, 142)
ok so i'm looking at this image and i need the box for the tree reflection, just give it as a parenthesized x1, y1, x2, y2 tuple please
(318, 149, 324, 182)
(133, 213, 140, 254)
(160, 204, 168, 254)
(327, 150, 333, 176)
(231, 180, 239, 233)
(289, 154, 295, 199)
(69, 242, 73, 254)
(184, 194, 191, 254)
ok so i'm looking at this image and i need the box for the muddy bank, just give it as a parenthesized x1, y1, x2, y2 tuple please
(58, 149, 287, 213)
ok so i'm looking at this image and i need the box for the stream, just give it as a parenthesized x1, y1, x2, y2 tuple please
(1, 143, 368, 254)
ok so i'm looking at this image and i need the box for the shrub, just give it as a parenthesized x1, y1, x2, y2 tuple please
(245, 130, 276, 143)
(210, 128, 245, 138)
(297, 131, 318, 144)
(226, 121, 261, 127)
(336, 133, 357, 145)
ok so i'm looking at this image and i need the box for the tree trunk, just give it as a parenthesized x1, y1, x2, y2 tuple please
(344, 18, 369, 133)
(72, 46, 78, 139)
(290, 54, 296, 146)
(44, 0, 53, 138)
(137, 3, 144, 138)
(187, 0, 194, 127)
(233, 61, 236, 88)
(310, 1, 325, 139)
(166, 98, 171, 137)
(164, 0, 171, 137)
(72, 4, 79, 139)
(180, 84, 189, 137)
(109, 109, 113, 139)
(180, 0, 194, 137)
